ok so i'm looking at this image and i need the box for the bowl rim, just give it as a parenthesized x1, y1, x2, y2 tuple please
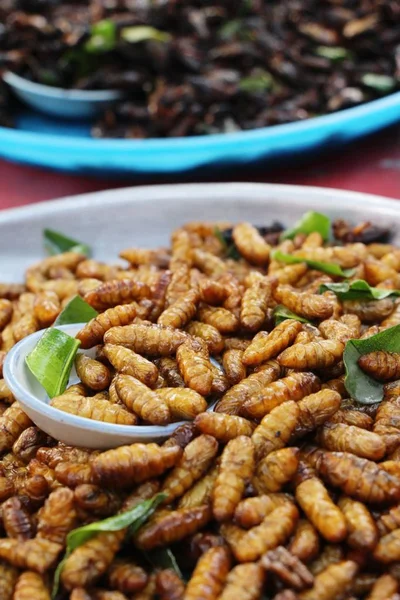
(0, 76, 399, 149)
(3, 323, 188, 438)
(3, 71, 122, 102)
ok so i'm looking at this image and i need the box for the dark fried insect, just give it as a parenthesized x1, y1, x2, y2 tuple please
(261, 546, 314, 590)
(359, 351, 400, 382)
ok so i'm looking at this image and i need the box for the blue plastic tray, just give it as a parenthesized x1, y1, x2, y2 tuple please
(1, 91, 400, 175)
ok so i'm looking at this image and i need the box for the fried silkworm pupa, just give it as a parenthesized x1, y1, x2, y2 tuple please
(50, 394, 137, 426)
(295, 462, 347, 543)
(240, 274, 271, 332)
(0, 562, 18, 600)
(0, 403, 32, 454)
(2, 496, 34, 540)
(233, 223, 271, 265)
(297, 560, 358, 600)
(328, 408, 374, 430)
(75, 354, 112, 391)
(161, 434, 218, 504)
(215, 361, 281, 415)
(377, 505, 400, 536)
(0, 379, 14, 404)
(243, 372, 320, 419)
(251, 401, 300, 459)
(74, 484, 121, 517)
(162, 423, 197, 450)
(224, 502, 298, 563)
(293, 390, 341, 439)
(374, 528, 400, 563)
(318, 451, 400, 504)
(289, 519, 320, 564)
(213, 436, 255, 522)
(317, 423, 386, 461)
(178, 462, 219, 509)
(0, 299, 13, 330)
(278, 339, 344, 370)
(103, 344, 159, 387)
(218, 563, 264, 600)
(342, 298, 394, 323)
(115, 374, 170, 425)
(76, 304, 138, 348)
(261, 545, 314, 591)
(243, 320, 302, 366)
(13, 571, 50, 600)
(54, 462, 94, 488)
(33, 291, 60, 327)
(254, 447, 299, 494)
(108, 559, 148, 594)
(61, 530, 125, 590)
(176, 338, 214, 396)
(234, 494, 291, 529)
(13, 313, 39, 343)
(194, 412, 254, 442)
(158, 287, 200, 329)
(135, 505, 212, 551)
(197, 304, 239, 335)
(358, 351, 400, 382)
(183, 546, 231, 600)
(12, 427, 53, 463)
(103, 323, 189, 356)
(36, 486, 78, 545)
(156, 569, 186, 600)
(198, 279, 228, 305)
(84, 279, 150, 310)
(274, 286, 334, 320)
(92, 442, 182, 489)
(337, 496, 378, 551)
(156, 388, 207, 421)
(222, 349, 246, 385)
(156, 357, 185, 387)
(186, 321, 224, 355)
(365, 574, 399, 600)
(0, 538, 62, 573)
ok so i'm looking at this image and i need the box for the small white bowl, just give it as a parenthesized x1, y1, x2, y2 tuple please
(3, 323, 190, 449)
(3, 71, 122, 120)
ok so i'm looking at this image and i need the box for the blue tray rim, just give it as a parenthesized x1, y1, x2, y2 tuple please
(1, 89, 400, 150)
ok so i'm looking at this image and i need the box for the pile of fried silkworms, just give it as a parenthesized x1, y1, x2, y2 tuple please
(0, 0, 399, 137)
(1, 218, 400, 599)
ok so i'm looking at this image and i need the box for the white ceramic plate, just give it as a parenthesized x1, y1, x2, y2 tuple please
(1, 183, 399, 448)
(1, 183, 400, 282)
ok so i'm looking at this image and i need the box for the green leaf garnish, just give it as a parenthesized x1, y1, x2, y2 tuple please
(281, 211, 331, 242)
(344, 325, 400, 404)
(214, 227, 241, 260)
(52, 493, 166, 598)
(271, 250, 355, 278)
(319, 279, 400, 302)
(43, 229, 91, 257)
(121, 26, 171, 44)
(361, 73, 396, 93)
(273, 305, 311, 326)
(239, 71, 274, 93)
(54, 296, 98, 327)
(26, 329, 80, 399)
(145, 548, 183, 579)
(68, 493, 166, 550)
(315, 46, 351, 61)
(85, 19, 117, 53)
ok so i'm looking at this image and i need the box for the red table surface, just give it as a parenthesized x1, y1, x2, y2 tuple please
(1, 123, 400, 211)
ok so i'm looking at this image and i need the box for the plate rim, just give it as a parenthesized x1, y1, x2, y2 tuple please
(0, 182, 399, 225)
(1, 90, 399, 150)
